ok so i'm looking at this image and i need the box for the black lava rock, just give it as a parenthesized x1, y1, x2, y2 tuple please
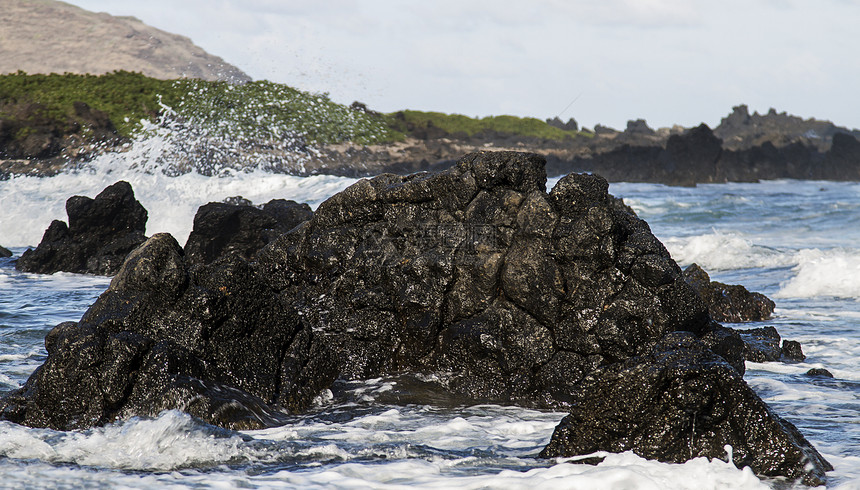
(0, 233, 337, 430)
(782, 340, 806, 362)
(683, 264, 775, 322)
(15, 181, 148, 275)
(539, 332, 832, 486)
(183, 199, 312, 266)
(806, 368, 833, 378)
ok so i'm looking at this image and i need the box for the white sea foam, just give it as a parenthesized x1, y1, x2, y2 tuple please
(776, 248, 860, 299)
(0, 408, 769, 490)
(0, 410, 249, 470)
(0, 139, 357, 248)
(662, 231, 791, 270)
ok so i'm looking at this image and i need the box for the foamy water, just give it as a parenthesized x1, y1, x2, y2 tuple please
(1, 161, 860, 487)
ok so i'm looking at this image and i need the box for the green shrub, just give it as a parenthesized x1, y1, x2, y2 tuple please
(389, 110, 590, 141)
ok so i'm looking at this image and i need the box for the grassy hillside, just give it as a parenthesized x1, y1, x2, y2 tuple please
(0, 72, 588, 159)
(0, 71, 399, 147)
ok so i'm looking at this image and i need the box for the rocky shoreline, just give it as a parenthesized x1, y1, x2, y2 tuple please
(5, 104, 859, 187)
(0, 151, 832, 485)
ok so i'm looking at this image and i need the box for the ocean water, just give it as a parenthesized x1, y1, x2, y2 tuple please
(1, 149, 860, 488)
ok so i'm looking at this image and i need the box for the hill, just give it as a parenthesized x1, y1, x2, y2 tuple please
(0, 0, 249, 82)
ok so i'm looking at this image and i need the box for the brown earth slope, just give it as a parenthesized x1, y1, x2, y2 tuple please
(0, 0, 249, 82)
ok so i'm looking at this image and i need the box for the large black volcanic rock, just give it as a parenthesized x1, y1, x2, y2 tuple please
(15, 181, 148, 275)
(184, 199, 312, 266)
(539, 332, 832, 486)
(0, 151, 829, 483)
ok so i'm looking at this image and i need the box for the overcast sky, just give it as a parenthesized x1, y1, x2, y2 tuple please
(64, 0, 859, 131)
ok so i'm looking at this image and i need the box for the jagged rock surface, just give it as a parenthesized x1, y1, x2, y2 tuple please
(682, 263, 775, 322)
(184, 199, 313, 266)
(15, 181, 147, 275)
(539, 332, 832, 486)
(0, 151, 830, 484)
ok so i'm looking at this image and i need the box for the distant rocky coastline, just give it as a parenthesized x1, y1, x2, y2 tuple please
(8, 102, 857, 187)
(312, 105, 860, 186)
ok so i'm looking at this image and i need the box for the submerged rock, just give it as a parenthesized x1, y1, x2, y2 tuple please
(0, 151, 830, 484)
(184, 199, 312, 266)
(682, 264, 775, 322)
(15, 181, 148, 275)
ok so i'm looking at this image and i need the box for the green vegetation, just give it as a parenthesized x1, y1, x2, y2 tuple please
(389, 110, 590, 141)
(0, 71, 399, 145)
(0, 72, 589, 154)
(0, 71, 173, 137)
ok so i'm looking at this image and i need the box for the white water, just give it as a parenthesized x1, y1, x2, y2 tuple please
(1, 154, 860, 487)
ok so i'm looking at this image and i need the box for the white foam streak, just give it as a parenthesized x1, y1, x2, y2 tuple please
(0, 410, 247, 470)
(663, 231, 790, 271)
(776, 249, 860, 299)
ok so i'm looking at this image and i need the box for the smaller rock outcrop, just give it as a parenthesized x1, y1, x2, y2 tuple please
(0, 245, 11, 257)
(15, 181, 148, 275)
(737, 326, 806, 362)
(682, 263, 775, 322)
(806, 368, 833, 378)
(183, 199, 312, 266)
(540, 332, 832, 486)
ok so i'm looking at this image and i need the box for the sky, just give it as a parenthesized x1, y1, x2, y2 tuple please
(63, 0, 860, 131)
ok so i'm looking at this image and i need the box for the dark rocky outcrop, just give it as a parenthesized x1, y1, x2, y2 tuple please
(551, 123, 860, 186)
(15, 181, 147, 275)
(184, 199, 312, 266)
(539, 332, 832, 486)
(0, 100, 121, 162)
(806, 368, 833, 378)
(0, 152, 830, 484)
(737, 326, 806, 363)
(0, 245, 11, 257)
(682, 263, 775, 322)
(0, 233, 335, 430)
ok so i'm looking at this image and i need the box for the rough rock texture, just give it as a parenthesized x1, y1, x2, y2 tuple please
(15, 181, 147, 275)
(0, 233, 336, 430)
(682, 263, 775, 322)
(0, 151, 830, 483)
(255, 151, 712, 406)
(0, 0, 249, 82)
(539, 332, 832, 486)
(184, 199, 313, 266)
(0, 245, 10, 257)
(737, 326, 806, 363)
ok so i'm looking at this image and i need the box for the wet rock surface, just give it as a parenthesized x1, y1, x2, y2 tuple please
(184, 199, 312, 266)
(15, 180, 148, 275)
(1, 233, 336, 430)
(539, 332, 832, 486)
(737, 326, 806, 363)
(682, 263, 775, 322)
(0, 245, 10, 257)
(0, 151, 830, 484)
